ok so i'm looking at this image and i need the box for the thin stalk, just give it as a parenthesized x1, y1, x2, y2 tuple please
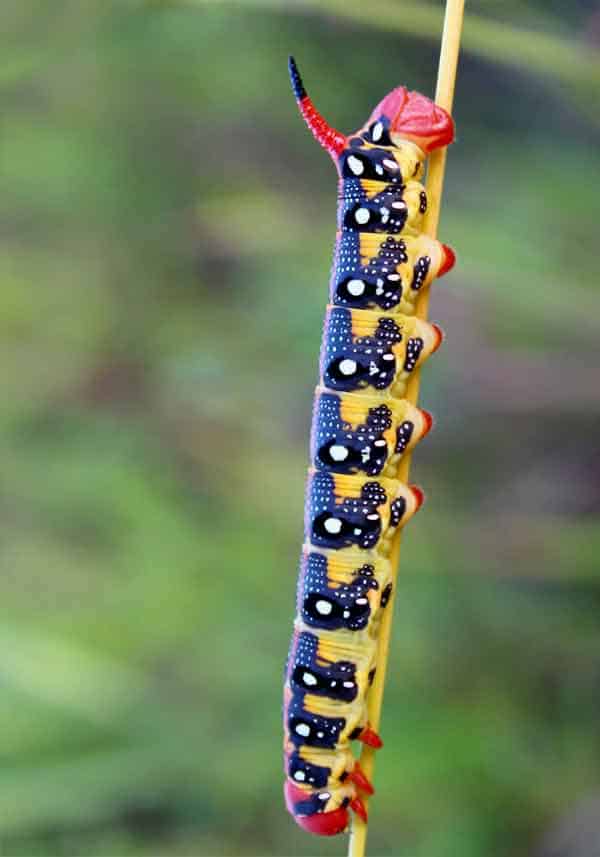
(348, 2, 465, 855)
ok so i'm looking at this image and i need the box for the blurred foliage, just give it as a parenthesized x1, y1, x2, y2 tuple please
(1, 1, 600, 855)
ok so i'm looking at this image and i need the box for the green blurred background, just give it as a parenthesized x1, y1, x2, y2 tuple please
(2, 1, 600, 855)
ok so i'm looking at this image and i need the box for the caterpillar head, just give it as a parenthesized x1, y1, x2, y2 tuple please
(364, 86, 454, 153)
(288, 56, 454, 160)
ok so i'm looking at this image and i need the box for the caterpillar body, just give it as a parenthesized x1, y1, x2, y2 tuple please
(284, 58, 455, 837)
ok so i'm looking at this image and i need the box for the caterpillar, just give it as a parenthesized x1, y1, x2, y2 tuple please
(283, 57, 455, 837)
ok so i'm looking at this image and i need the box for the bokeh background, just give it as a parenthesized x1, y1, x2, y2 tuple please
(2, 1, 600, 855)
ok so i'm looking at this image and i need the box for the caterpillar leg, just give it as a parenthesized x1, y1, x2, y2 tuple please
(350, 796, 368, 823)
(358, 724, 384, 749)
(348, 761, 375, 794)
(439, 243, 456, 277)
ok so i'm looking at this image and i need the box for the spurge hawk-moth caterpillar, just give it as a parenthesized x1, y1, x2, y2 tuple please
(283, 57, 455, 837)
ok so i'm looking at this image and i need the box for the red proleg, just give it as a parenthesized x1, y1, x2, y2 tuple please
(438, 244, 456, 277)
(410, 484, 425, 512)
(359, 726, 384, 749)
(431, 323, 444, 352)
(350, 796, 369, 823)
(349, 762, 375, 795)
(419, 408, 434, 437)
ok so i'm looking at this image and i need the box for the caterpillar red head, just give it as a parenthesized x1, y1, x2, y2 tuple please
(365, 87, 454, 153)
(288, 56, 454, 159)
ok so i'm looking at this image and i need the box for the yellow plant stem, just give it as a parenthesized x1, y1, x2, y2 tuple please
(348, 2, 464, 856)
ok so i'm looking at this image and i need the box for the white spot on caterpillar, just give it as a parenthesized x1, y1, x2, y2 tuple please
(303, 672, 317, 686)
(294, 770, 306, 781)
(347, 155, 364, 175)
(347, 279, 365, 296)
(324, 517, 342, 534)
(295, 723, 310, 737)
(316, 599, 333, 615)
(339, 359, 357, 376)
(330, 445, 349, 462)
(355, 207, 370, 225)
(372, 121, 383, 142)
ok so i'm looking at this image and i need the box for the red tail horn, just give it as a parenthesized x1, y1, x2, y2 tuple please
(288, 57, 346, 158)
